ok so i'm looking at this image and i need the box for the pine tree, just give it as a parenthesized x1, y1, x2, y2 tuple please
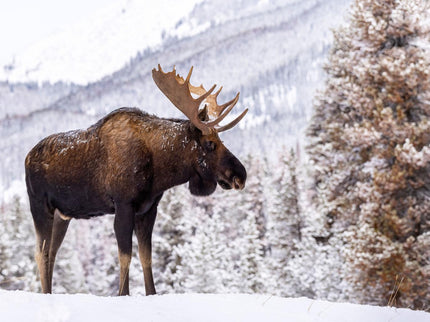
(179, 207, 235, 293)
(79, 217, 118, 296)
(308, 0, 430, 308)
(52, 220, 87, 294)
(153, 185, 197, 293)
(0, 196, 38, 292)
(266, 149, 302, 296)
(239, 155, 267, 245)
(233, 209, 268, 294)
(227, 155, 269, 294)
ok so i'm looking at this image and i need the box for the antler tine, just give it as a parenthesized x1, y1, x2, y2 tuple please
(214, 86, 223, 98)
(205, 91, 239, 118)
(218, 92, 239, 115)
(185, 66, 193, 84)
(197, 84, 217, 103)
(217, 108, 248, 133)
(204, 93, 240, 128)
(209, 86, 224, 114)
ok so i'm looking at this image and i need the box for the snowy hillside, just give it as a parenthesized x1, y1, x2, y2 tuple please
(0, 0, 353, 193)
(1, 290, 429, 322)
(0, 0, 204, 84)
(0, 0, 335, 85)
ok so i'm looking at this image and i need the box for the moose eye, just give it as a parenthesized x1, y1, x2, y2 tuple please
(205, 141, 217, 152)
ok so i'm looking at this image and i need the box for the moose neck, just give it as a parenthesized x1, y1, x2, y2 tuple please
(150, 119, 196, 195)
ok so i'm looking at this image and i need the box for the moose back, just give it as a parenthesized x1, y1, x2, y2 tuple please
(25, 66, 247, 295)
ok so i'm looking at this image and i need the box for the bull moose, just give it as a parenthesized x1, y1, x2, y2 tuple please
(25, 65, 248, 295)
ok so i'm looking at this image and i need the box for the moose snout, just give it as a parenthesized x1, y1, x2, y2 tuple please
(218, 152, 247, 191)
(233, 156, 247, 190)
(217, 166, 246, 191)
(231, 159, 247, 190)
(233, 176, 245, 190)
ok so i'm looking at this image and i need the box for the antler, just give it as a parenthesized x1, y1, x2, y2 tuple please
(152, 65, 248, 135)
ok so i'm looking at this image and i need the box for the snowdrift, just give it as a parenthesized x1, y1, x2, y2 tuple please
(0, 290, 428, 322)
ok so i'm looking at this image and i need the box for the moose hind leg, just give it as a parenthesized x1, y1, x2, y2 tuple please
(47, 209, 71, 287)
(114, 203, 135, 296)
(30, 199, 54, 293)
(135, 199, 160, 295)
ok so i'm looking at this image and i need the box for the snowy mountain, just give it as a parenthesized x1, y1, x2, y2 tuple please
(0, 0, 353, 194)
(1, 290, 429, 322)
(0, 0, 204, 84)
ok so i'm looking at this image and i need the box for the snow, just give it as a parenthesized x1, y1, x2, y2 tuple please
(0, 0, 204, 85)
(3, 179, 27, 204)
(0, 290, 428, 322)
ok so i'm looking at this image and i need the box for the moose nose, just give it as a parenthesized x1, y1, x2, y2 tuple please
(233, 177, 245, 190)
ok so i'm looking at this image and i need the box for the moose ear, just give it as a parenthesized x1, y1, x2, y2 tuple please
(198, 105, 209, 121)
(190, 106, 208, 134)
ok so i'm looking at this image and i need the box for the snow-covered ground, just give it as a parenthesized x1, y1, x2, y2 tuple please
(0, 290, 428, 322)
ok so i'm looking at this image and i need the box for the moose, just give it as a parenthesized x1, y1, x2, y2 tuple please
(25, 65, 248, 295)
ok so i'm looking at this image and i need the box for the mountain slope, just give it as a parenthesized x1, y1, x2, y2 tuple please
(0, 0, 352, 193)
(0, 0, 203, 84)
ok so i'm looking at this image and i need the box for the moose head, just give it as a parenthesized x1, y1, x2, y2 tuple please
(152, 65, 248, 196)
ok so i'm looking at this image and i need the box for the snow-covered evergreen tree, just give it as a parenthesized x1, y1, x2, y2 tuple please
(80, 217, 118, 296)
(308, 0, 430, 308)
(233, 210, 267, 294)
(266, 149, 302, 296)
(228, 155, 269, 294)
(52, 220, 87, 294)
(179, 206, 235, 293)
(0, 196, 38, 291)
(153, 185, 197, 293)
(239, 155, 267, 244)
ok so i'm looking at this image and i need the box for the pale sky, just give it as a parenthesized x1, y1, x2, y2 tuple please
(0, 0, 116, 65)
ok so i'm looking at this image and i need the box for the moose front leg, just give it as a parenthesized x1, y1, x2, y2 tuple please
(114, 203, 135, 296)
(134, 197, 161, 295)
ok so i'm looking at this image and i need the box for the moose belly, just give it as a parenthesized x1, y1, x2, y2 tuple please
(49, 187, 115, 219)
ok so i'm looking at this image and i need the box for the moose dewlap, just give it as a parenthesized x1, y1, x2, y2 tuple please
(25, 65, 248, 296)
